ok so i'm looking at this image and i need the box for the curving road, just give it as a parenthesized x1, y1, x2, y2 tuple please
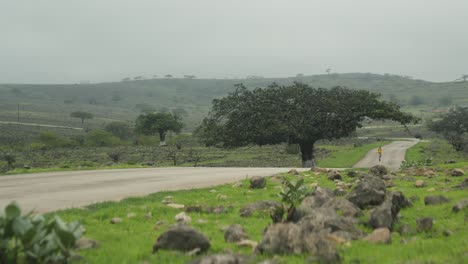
(353, 138, 419, 170)
(0, 167, 305, 213)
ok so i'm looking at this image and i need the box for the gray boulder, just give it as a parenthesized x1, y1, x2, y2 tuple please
(369, 192, 411, 230)
(347, 176, 386, 209)
(189, 254, 248, 264)
(424, 195, 450, 206)
(450, 168, 465, 177)
(453, 198, 468, 212)
(153, 225, 210, 253)
(416, 217, 433, 232)
(369, 165, 388, 177)
(250, 176, 266, 189)
(239, 200, 282, 217)
(224, 224, 249, 243)
(322, 198, 361, 218)
(327, 170, 342, 181)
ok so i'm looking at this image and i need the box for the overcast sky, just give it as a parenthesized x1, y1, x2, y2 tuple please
(1, 0, 467, 84)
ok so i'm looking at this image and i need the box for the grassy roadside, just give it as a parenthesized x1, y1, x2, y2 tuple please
(50, 164, 468, 263)
(1, 140, 390, 175)
(405, 138, 468, 166)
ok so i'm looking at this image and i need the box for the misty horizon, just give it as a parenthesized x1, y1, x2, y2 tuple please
(1, 0, 467, 84)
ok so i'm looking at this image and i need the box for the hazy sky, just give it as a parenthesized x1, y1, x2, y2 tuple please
(1, 0, 467, 84)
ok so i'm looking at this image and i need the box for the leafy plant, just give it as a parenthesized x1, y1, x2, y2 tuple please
(277, 176, 311, 222)
(0, 202, 83, 263)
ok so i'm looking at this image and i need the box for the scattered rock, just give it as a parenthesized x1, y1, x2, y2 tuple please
(424, 170, 436, 178)
(288, 169, 300, 175)
(454, 178, 468, 190)
(209, 189, 217, 193)
(236, 239, 258, 249)
(127, 212, 136, 218)
(310, 182, 319, 188)
(224, 224, 249, 243)
(450, 168, 464, 177)
(370, 165, 388, 177)
(197, 219, 208, 224)
(398, 224, 413, 235)
(153, 225, 210, 253)
(443, 230, 454, 237)
(453, 199, 468, 212)
(217, 194, 228, 200)
(75, 237, 100, 250)
(347, 176, 386, 209)
(110, 217, 122, 224)
(249, 176, 266, 189)
(167, 203, 185, 209)
(155, 220, 165, 226)
(205, 206, 226, 214)
(369, 192, 411, 230)
(382, 175, 394, 181)
(188, 254, 247, 264)
(416, 217, 433, 232)
(427, 187, 436, 192)
(175, 212, 192, 224)
(240, 200, 282, 217)
(186, 248, 201, 257)
(322, 197, 362, 218)
(185, 205, 203, 213)
(424, 195, 450, 206)
(333, 188, 347, 196)
(232, 182, 243, 188)
(414, 180, 426, 188)
(327, 170, 342, 181)
(347, 171, 359, 178)
(445, 160, 456, 164)
(312, 167, 329, 173)
(363, 228, 391, 244)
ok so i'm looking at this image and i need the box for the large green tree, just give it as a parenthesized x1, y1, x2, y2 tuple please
(428, 107, 468, 151)
(198, 83, 417, 167)
(135, 112, 184, 146)
(70, 111, 93, 124)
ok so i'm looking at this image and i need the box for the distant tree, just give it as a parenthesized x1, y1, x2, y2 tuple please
(70, 111, 94, 124)
(105, 121, 133, 140)
(409, 95, 424, 106)
(438, 96, 453, 106)
(197, 83, 418, 167)
(428, 107, 468, 151)
(121, 77, 131, 82)
(184, 75, 196, 79)
(85, 130, 120, 147)
(325, 68, 332, 75)
(9, 87, 22, 97)
(454, 74, 468, 82)
(134, 76, 144, 80)
(165, 74, 173, 78)
(295, 73, 304, 78)
(135, 112, 184, 146)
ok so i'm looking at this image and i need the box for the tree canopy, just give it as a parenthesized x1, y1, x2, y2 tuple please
(70, 111, 93, 124)
(428, 107, 468, 151)
(197, 83, 418, 167)
(135, 112, 184, 146)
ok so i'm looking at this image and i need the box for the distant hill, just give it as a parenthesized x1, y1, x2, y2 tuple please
(1, 73, 467, 131)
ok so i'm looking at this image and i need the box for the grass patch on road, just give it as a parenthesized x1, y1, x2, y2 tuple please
(50, 163, 468, 263)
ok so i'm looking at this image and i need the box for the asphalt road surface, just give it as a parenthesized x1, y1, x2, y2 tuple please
(353, 139, 420, 170)
(0, 167, 304, 213)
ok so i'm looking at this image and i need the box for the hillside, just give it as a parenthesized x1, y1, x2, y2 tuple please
(1, 73, 467, 131)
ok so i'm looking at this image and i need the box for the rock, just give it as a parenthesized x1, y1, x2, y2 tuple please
(424, 170, 436, 178)
(414, 180, 426, 188)
(224, 224, 249, 243)
(322, 198, 361, 218)
(382, 175, 394, 181)
(312, 167, 329, 173)
(144, 212, 152, 219)
(450, 168, 465, 176)
(175, 212, 192, 224)
(363, 228, 391, 244)
(368, 192, 410, 230)
(74, 237, 99, 250)
(185, 205, 203, 213)
(188, 254, 248, 264)
(409, 195, 420, 203)
(370, 165, 388, 177)
(217, 194, 228, 200)
(427, 187, 436, 192)
(443, 230, 454, 237)
(167, 203, 185, 209)
(399, 224, 413, 235)
(236, 239, 258, 249)
(454, 178, 468, 190)
(155, 220, 165, 226)
(205, 206, 226, 214)
(110, 217, 122, 224)
(288, 169, 300, 175)
(197, 219, 208, 224)
(416, 217, 433, 232)
(186, 248, 201, 256)
(347, 176, 386, 209)
(240, 200, 282, 217)
(295, 187, 335, 219)
(127, 212, 136, 218)
(300, 208, 364, 239)
(232, 182, 243, 188)
(249, 176, 266, 189)
(333, 188, 347, 196)
(424, 195, 450, 205)
(310, 182, 319, 188)
(153, 225, 210, 253)
(453, 199, 468, 212)
(209, 189, 217, 193)
(445, 160, 456, 164)
(327, 170, 342, 181)
(347, 171, 359, 178)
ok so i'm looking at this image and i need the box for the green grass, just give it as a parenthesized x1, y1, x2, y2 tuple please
(317, 141, 390, 168)
(49, 163, 468, 263)
(405, 138, 468, 166)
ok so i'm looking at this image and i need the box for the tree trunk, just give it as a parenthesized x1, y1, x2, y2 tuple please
(159, 131, 167, 146)
(299, 142, 315, 168)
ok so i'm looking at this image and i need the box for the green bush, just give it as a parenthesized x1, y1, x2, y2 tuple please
(37, 132, 76, 149)
(277, 176, 311, 222)
(85, 130, 121, 147)
(0, 202, 83, 263)
(104, 121, 133, 140)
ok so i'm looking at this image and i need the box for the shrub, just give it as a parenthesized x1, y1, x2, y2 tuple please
(85, 130, 121, 147)
(0, 202, 83, 263)
(104, 121, 133, 140)
(277, 176, 311, 222)
(38, 132, 76, 149)
(2, 153, 16, 168)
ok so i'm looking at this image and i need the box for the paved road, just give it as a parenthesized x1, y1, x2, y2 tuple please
(353, 139, 419, 170)
(0, 167, 304, 213)
(0, 120, 82, 130)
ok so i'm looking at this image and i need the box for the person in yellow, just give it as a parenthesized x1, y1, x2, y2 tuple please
(377, 146, 383, 162)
